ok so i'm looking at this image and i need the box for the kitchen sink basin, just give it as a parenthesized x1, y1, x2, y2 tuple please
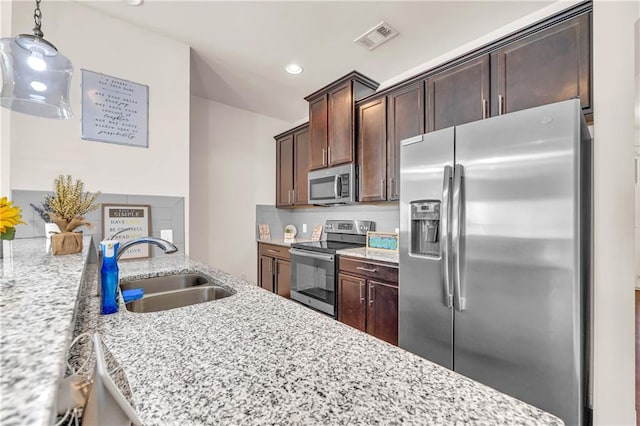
(125, 285, 234, 313)
(120, 273, 210, 295)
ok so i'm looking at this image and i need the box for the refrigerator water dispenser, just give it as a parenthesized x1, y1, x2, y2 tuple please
(410, 200, 440, 256)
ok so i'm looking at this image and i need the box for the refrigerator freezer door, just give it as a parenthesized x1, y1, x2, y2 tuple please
(399, 127, 454, 369)
(453, 99, 584, 425)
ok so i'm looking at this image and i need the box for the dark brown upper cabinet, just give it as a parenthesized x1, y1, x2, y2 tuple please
(308, 96, 328, 170)
(274, 123, 309, 208)
(387, 83, 424, 201)
(358, 97, 387, 202)
(305, 71, 378, 171)
(491, 12, 591, 116)
(426, 55, 490, 132)
(275, 133, 294, 207)
(293, 126, 310, 205)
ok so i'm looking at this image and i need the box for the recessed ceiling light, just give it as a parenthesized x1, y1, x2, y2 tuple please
(285, 64, 303, 75)
(125, 0, 144, 6)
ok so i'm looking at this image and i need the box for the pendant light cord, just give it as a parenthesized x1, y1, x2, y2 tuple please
(32, 0, 43, 38)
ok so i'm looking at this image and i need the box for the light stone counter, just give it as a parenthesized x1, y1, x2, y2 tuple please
(337, 246, 399, 264)
(0, 236, 94, 426)
(2, 238, 564, 425)
(96, 257, 561, 425)
(257, 238, 314, 247)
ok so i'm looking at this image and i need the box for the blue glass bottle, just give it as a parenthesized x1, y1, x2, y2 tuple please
(100, 240, 120, 315)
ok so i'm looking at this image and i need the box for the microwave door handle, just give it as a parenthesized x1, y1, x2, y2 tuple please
(334, 175, 341, 198)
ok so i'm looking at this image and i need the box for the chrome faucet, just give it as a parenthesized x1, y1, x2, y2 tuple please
(117, 237, 178, 260)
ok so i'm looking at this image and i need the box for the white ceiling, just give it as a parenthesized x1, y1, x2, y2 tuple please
(81, 1, 555, 123)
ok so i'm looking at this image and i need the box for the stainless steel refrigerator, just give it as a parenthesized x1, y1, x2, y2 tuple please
(399, 99, 590, 425)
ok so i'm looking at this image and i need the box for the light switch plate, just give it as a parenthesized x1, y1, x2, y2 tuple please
(160, 229, 173, 243)
(302, 224, 307, 233)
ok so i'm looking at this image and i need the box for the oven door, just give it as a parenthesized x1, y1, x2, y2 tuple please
(290, 248, 336, 317)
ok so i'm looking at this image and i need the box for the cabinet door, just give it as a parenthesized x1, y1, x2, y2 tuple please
(328, 82, 354, 166)
(276, 135, 294, 207)
(426, 55, 490, 132)
(275, 259, 291, 299)
(259, 256, 274, 293)
(358, 97, 387, 202)
(491, 13, 591, 116)
(338, 273, 366, 332)
(387, 83, 424, 201)
(309, 95, 328, 170)
(366, 280, 398, 346)
(293, 126, 310, 205)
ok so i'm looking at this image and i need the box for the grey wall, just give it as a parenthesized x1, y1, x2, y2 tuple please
(256, 204, 399, 240)
(12, 190, 185, 257)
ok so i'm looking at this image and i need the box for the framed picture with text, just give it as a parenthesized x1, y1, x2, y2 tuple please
(81, 69, 149, 148)
(101, 204, 151, 260)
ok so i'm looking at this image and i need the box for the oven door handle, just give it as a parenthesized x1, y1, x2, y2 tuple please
(290, 248, 335, 262)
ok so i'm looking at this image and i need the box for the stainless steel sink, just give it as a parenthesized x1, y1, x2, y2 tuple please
(120, 273, 234, 313)
(120, 273, 210, 295)
(125, 286, 233, 313)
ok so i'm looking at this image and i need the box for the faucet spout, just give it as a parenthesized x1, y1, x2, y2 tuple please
(117, 237, 178, 260)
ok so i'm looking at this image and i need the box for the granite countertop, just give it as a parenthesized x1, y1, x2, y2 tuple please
(337, 247, 399, 265)
(92, 257, 561, 425)
(2, 239, 563, 425)
(257, 238, 314, 247)
(0, 236, 93, 426)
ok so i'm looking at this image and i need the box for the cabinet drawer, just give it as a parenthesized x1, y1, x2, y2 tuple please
(339, 256, 398, 284)
(258, 243, 291, 260)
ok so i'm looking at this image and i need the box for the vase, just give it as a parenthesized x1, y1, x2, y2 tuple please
(45, 223, 61, 253)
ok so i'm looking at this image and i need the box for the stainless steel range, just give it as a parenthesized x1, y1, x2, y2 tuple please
(290, 220, 374, 317)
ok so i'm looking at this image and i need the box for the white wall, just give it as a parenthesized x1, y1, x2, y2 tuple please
(592, 1, 639, 424)
(190, 96, 290, 283)
(0, 0, 12, 196)
(7, 1, 191, 249)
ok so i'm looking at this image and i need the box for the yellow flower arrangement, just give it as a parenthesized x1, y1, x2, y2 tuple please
(0, 196, 26, 240)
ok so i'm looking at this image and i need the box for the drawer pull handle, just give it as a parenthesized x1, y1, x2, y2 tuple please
(267, 249, 279, 254)
(356, 266, 377, 273)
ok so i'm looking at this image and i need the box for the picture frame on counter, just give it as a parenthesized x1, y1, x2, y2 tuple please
(258, 224, 271, 240)
(366, 231, 399, 252)
(101, 204, 151, 260)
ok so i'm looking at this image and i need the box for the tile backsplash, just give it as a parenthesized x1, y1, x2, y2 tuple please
(256, 204, 399, 240)
(12, 190, 185, 257)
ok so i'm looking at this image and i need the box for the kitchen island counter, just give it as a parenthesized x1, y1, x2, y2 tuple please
(80, 256, 564, 425)
(0, 237, 94, 426)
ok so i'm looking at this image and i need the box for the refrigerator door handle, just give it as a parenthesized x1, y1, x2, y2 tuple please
(441, 165, 453, 308)
(452, 164, 466, 311)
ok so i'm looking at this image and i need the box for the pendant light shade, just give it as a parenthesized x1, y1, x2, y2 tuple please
(0, 0, 73, 119)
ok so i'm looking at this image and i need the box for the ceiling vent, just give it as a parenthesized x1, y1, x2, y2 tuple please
(355, 21, 399, 51)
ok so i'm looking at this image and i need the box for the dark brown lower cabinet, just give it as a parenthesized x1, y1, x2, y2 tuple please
(275, 259, 290, 298)
(338, 256, 398, 345)
(338, 274, 366, 331)
(366, 280, 398, 346)
(257, 242, 291, 299)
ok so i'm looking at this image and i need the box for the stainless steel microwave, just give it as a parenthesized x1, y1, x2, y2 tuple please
(308, 164, 357, 205)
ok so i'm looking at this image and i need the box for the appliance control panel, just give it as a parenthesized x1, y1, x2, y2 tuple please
(325, 220, 375, 235)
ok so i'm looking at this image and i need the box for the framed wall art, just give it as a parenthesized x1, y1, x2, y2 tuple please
(81, 69, 149, 148)
(102, 204, 151, 260)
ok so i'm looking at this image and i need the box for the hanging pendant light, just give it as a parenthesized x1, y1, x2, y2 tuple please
(0, 0, 73, 119)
